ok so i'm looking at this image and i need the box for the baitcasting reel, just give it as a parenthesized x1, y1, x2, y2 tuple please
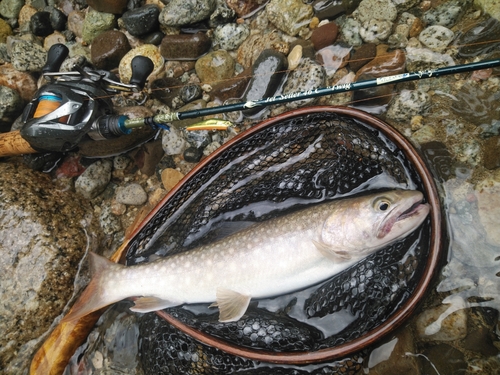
(20, 43, 155, 153)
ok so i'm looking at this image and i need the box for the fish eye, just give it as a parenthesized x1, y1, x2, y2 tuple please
(374, 198, 391, 211)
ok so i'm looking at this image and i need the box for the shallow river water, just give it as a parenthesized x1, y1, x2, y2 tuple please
(2, 0, 500, 374)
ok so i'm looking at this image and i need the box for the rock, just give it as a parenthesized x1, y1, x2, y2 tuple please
(43, 31, 67, 50)
(353, 0, 397, 23)
(386, 90, 431, 121)
(162, 126, 189, 155)
(356, 47, 406, 79)
(91, 30, 131, 70)
(359, 19, 393, 43)
(183, 146, 203, 163)
(283, 58, 326, 109)
(0, 161, 100, 374)
(75, 159, 113, 199)
(160, 32, 212, 61)
(423, 0, 468, 28)
(208, 0, 236, 28)
(313, 0, 346, 20)
(415, 296, 468, 341)
(159, 0, 217, 27)
(463, 327, 499, 356)
(213, 23, 250, 51)
(316, 44, 351, 76)
(241, 49, 288, 116)
(348, 43, 376, 72)
(115, 183, 148, 205)
(0, 64, 37, 102)
(287, 44, 302, 71)
(391, 0, 419, 11)
(419, 25, 454, 52)
(55, 155, 86, 178)
(155, 154, 177, 182)
(236, 31, 289, 68)
(122, 4, 160, 37)
(483, 136, 500, 170)
(113, 154, 131, 171)
(456, 16, 500, 58)
(405, 47, 455, 71)
(0, 18, 12, 43)
(266, 0, 314, 37)
(0, 85, 23, 132)
(9, 38, 46, 72)
(99, 202, 123, 235)
(67, 10, 85, 39)
(161, 168, 185, 190)
(30, 11, 53, 36)
(226, 0, 264, 18)
(195, 49, 235, 84)
(118, 44, 163, 84)
(209, 66, 252, 102)
(139, 140, 165, 176)
(151, 77, 183, 107)
(475, 171, 500, 246)
(86, 0, 128, 14)
(81, 8, 116, 45)
(421, 344, 467, 375)
(0, 0, 23, 19)
(412, 125, 436, 144)
(47, 6, 67, 31)
(310, 22, 338, 50)
(474, 0, 500, 21)
(341, 17, 363, 46)
(180, 84, 203, 103)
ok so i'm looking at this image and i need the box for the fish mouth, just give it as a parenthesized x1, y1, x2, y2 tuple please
(377, 192, 430, 239)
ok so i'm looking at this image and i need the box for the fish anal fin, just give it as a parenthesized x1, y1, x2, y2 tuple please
(312, 239, 352, 261)
(130, 297, 177, 313)
(215, 288, 251, 322)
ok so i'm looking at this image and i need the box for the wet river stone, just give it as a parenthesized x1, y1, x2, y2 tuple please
(0, 161, 101, 374)
(266, 0, 314, 37)
(30, 11, 53, 37)
(160, 32, 211, 60)
(195, 49, 235, 84)
(91, 30, 131, 70)
(241, 49, 288, 116)
(86, 0, 128, 14)
(159, 0, 217, 27)
(82, 8, 116, 45)
(122, 4, 160, 37)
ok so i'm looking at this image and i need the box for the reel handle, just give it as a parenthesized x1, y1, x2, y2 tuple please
(42, 44, 69, 74)
(129, 56, 155, 89)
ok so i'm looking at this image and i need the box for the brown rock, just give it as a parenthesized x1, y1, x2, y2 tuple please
(409, 17, 425, 38)
(483, 136, 500, 170)
(226, 0, 264, 17)
(195, 50, 235, 84)
(355, 47, 406, 79)
(210, 66, 252, 102)
(91, 30, 131, 70)
(349, 43, 376, 72)
(0, 63, 37, 102)
(161, 168, 184, 191)
(310, 22, 338, 50)
(160, 32, 212, 61)
(86, 0, 128, 14)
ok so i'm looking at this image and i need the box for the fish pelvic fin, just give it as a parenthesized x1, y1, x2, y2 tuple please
(62, 252, 123, 322)
(130, 296, 177, 313)
(212, 288, 251, 322)
(312, 239, 352, 262)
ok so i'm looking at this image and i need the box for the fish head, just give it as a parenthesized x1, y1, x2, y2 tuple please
(321, 190, 430, 257)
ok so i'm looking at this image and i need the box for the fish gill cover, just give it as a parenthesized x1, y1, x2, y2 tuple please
(125, 110, 431, 373)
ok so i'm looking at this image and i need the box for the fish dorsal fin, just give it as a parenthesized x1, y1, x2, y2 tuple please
(211, 288, 251, 322)
(312, 239, 352, 261)
(130, 297, 177, 313)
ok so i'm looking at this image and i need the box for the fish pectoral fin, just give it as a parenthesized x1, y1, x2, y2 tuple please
(215, 288, 251, 323)
(130, 296, 177, 313)
(312, 239, 352, 261)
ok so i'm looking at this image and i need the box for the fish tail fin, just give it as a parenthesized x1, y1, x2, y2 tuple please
(62, 252, 122, 322)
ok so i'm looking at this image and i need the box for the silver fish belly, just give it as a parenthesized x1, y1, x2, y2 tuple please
(64, 189, 430, 322)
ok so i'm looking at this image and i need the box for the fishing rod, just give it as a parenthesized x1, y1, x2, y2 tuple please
(0, 42, 499, 158)
(123, 57, 500, 129)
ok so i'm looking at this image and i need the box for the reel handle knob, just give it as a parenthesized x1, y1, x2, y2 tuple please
(129, 56, 155, 89)
(42, 43, 69, 73)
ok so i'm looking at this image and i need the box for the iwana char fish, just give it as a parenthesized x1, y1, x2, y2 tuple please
(64, 190, 430, 323)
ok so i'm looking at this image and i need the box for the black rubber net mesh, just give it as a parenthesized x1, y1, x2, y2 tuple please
(124, 111, 431, 374)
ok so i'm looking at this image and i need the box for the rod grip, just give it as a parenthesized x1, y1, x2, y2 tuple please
(0, 130, 38, 157)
